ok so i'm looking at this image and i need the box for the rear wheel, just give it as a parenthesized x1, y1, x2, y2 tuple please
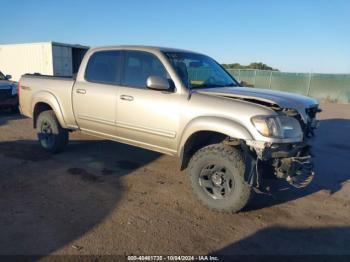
(36, 110, 68, 153)
(188, 143, 251, 213)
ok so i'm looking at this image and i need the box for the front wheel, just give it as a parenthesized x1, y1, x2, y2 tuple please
(36, 110, 69, 153)
(188, 144, 251, 213)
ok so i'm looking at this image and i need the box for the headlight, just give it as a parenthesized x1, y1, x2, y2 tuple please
(251, 115, 303, 139)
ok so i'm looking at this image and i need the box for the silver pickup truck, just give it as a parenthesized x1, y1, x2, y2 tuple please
(19, 46, 320, 212)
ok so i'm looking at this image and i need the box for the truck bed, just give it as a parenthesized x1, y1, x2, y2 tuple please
(19, 74, 77, 128)
(23, 73, 75, 80)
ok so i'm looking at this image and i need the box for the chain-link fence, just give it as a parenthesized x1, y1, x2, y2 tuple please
(227, 69, 350, 103)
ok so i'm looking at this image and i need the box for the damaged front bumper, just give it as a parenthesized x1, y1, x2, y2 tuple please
(245, 140, 315, 188)
(272, 154, 314, 188)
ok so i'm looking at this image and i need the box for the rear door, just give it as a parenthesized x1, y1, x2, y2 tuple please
(115, 50, 180, 154)
(72, 50, 122, 137)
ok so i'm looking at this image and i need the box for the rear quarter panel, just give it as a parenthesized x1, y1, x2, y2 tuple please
(19, 75, 77, 129)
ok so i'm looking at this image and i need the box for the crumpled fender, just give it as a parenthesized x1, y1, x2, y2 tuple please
(178, 116, 253, 156)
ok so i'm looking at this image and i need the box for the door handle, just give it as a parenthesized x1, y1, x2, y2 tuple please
(120, 95, 134, 101)
(76, 89, 86, 94)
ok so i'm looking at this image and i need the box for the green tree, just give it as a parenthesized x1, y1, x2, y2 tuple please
(222, 62, 278, 71)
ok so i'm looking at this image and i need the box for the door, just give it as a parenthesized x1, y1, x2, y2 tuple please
(73, 50, 122, 137)
(116, 50, 180, 153)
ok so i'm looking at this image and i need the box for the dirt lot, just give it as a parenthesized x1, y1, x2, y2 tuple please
(0, 104, 349, 257)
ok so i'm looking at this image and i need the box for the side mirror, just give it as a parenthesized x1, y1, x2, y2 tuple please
(146, 75, 170, 91)
(5, 75, 12, 80)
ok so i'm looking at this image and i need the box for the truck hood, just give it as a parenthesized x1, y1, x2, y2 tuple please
(195, 86, 318, 122)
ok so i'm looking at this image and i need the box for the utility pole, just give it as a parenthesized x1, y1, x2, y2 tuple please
(307, 71, 313, 96)
(253, 70, 257, 86)
(269, 71, 273, 89)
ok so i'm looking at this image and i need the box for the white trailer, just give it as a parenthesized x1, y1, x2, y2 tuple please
(0, 42, 89, 81)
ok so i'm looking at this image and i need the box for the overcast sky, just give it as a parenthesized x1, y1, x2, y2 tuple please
(1, 0, 349, 73)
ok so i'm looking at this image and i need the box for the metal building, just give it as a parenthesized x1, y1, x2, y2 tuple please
(0, 42, 89, 81)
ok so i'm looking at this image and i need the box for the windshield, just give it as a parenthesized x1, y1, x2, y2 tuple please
(164, 52, 238, 89)
(0, 71, 6, 81)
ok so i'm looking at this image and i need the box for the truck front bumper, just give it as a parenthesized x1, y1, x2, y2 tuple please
(272, 153, 314, 188)
(0, 95, 18, 108)
(245, 140, 315, 188)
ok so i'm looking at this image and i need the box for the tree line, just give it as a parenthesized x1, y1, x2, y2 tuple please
(222, 62, 279, 71)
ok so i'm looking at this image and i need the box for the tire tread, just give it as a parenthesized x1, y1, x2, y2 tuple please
(36, 110, 68, 153)
(188, 143, 251, 213)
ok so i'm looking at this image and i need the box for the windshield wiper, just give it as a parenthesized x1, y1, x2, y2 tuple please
(190, 84, 219, 89)
(221, 83, 236, 87)
(190, 83, 236, 89)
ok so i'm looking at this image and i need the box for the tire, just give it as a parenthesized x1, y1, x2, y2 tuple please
(36, 110, 69, 153)
(188, 143, 251, 213)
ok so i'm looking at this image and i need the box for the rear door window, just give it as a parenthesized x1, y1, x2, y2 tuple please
(85, 51, 121, 84)
(122, 51, 168, 88)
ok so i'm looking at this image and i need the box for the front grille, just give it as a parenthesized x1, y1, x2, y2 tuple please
(0, 89, 12, 100)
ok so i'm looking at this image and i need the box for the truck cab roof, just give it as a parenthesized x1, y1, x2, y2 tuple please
(88, 45, 202, 55)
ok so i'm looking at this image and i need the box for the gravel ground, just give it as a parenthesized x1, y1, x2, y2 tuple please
(0, 103, 349, 257)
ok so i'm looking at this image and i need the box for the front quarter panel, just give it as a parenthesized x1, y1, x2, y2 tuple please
(177, 92, 305, 154)
(178, 116, 253, 155)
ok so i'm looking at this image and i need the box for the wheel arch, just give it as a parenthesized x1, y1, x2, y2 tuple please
(178, 116, 253, 170)
(32, 91, 66, 129)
